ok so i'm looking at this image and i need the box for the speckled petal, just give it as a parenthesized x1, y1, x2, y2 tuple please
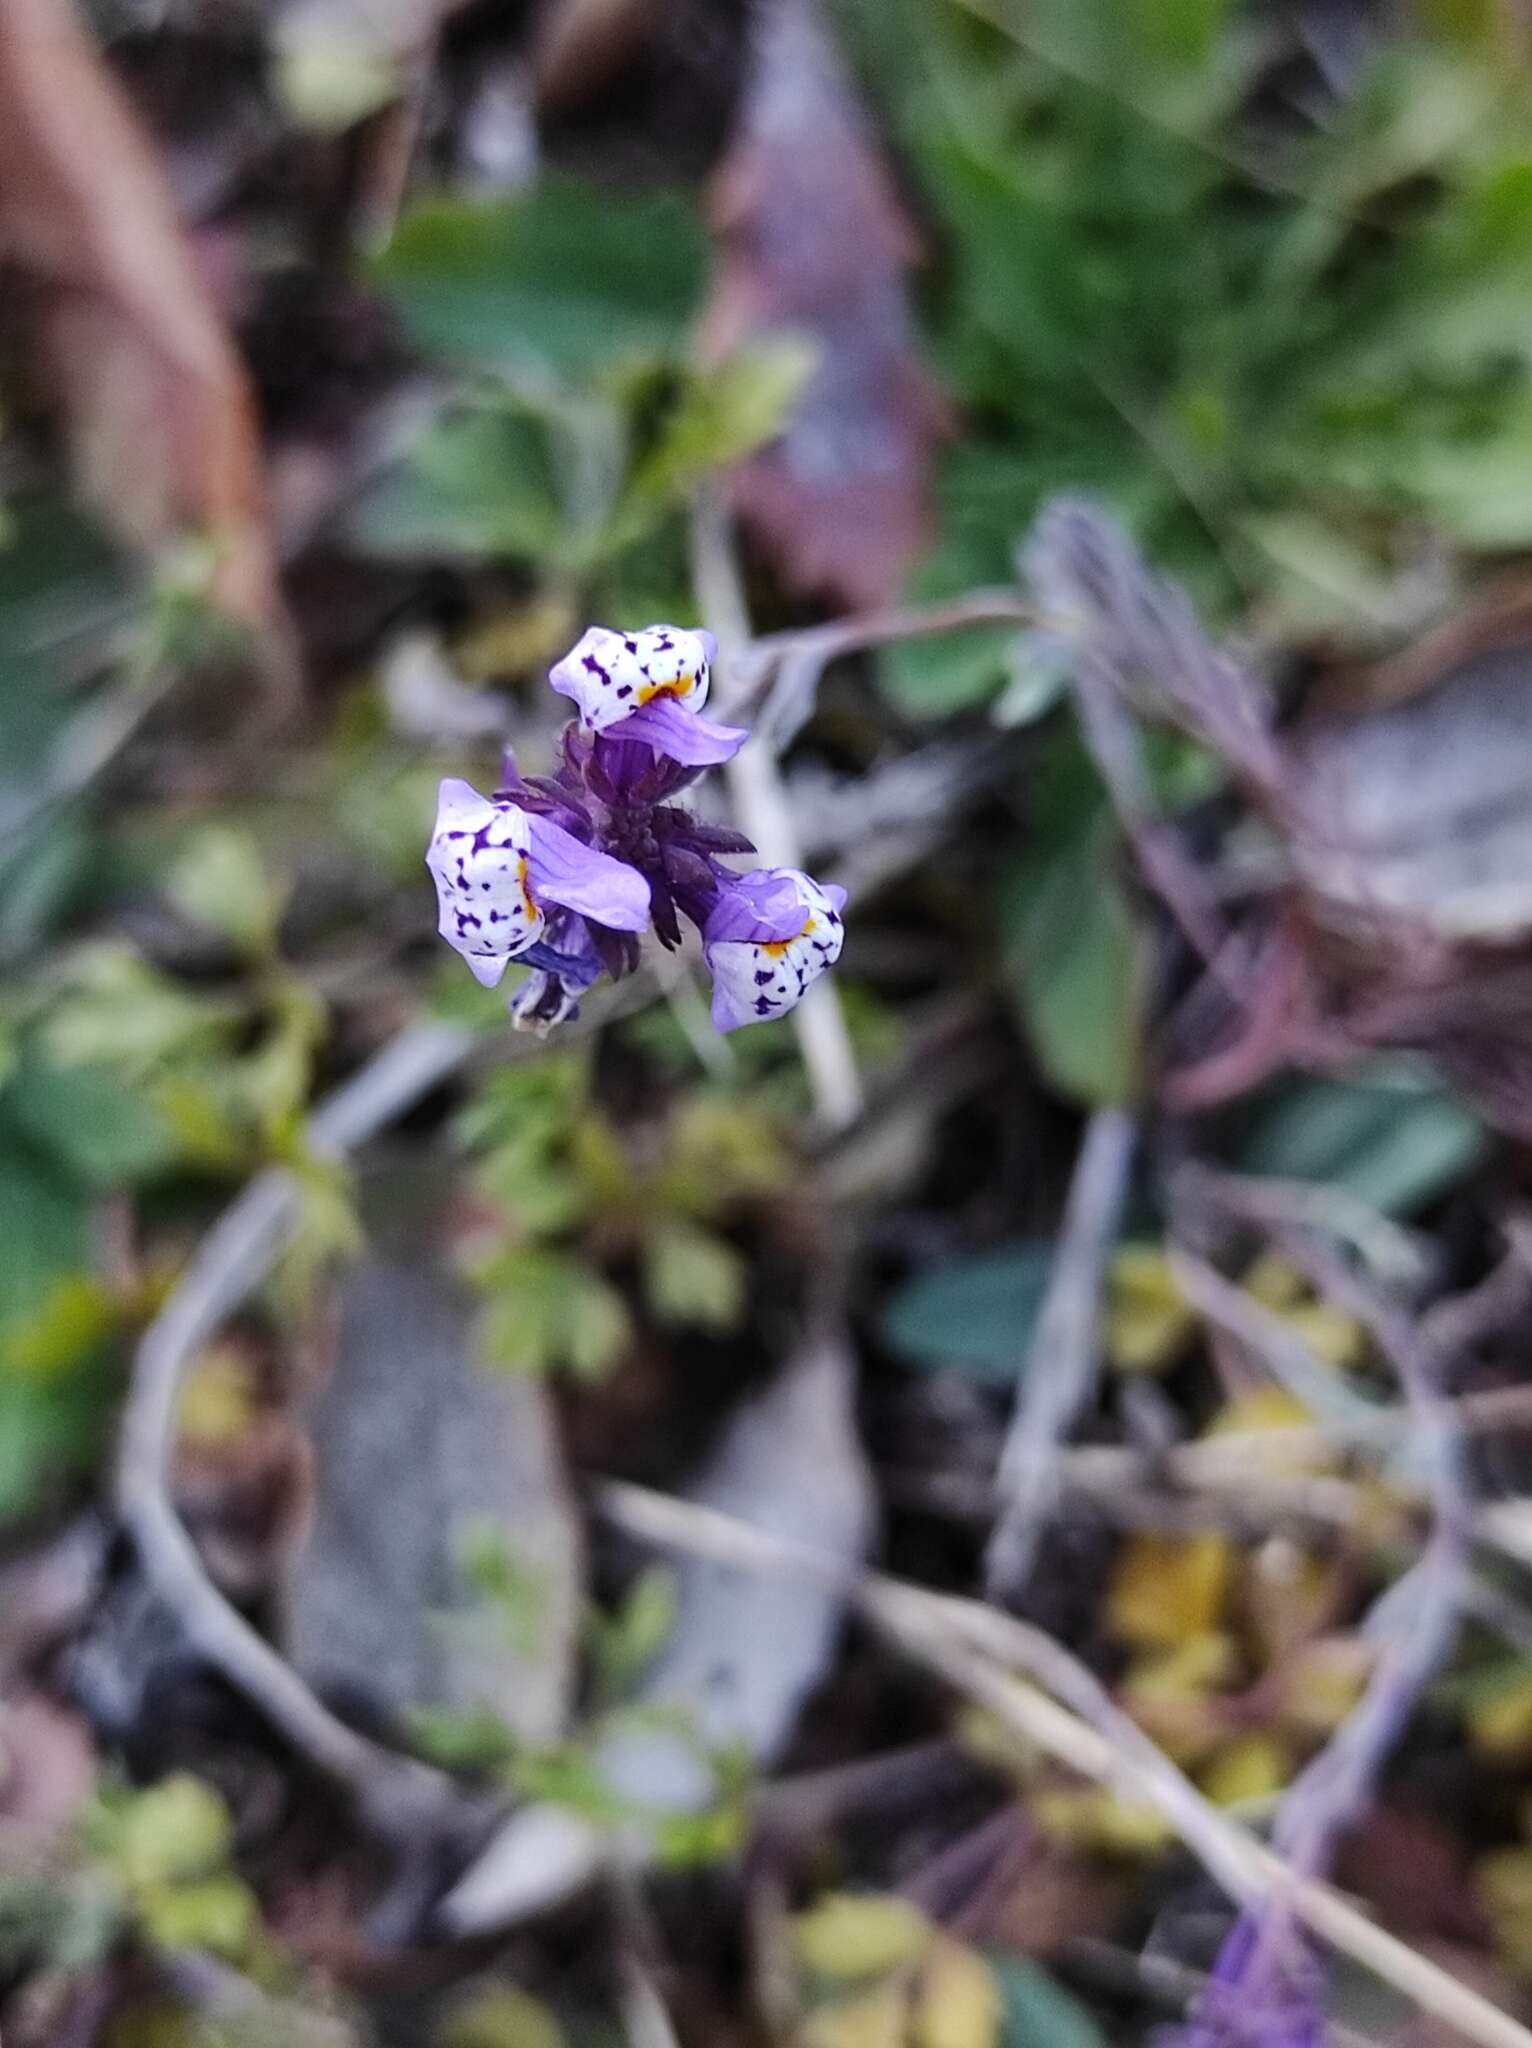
(704, 868, 845, 1033)
(425, 777, 546, 984)
(549, 624, 714, 733)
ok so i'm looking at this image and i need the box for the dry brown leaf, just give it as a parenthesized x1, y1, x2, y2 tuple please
(0, 0, 285, 637)
(697, 0, 947, 611)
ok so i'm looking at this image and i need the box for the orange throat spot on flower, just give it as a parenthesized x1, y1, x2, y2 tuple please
(761, 916, 815, 959)
(519, 855, 537, 922)
(637, 672, 695, 706)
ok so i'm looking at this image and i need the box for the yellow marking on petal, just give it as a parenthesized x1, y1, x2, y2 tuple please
(636, 670, 696, 706)
(518, 855, 537, 921)
(760, 913, 815, 959)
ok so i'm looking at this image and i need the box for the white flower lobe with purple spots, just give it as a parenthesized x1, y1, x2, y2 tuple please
(549, 624, 715, 733)
(704, 869, 846, 1032)
(426, 778, 545, 987)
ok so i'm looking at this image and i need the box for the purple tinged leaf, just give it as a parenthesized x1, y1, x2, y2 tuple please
(524, 812, 651, 932)
(661, 843, 718, 893)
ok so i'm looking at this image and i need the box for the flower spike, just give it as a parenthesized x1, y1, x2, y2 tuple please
(427, 626, 848, 1034)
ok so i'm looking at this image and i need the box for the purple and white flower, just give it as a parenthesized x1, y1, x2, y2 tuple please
(426, 777, 650, 989)
(550, 624, 746, 766)
(703, 868, 846, 1033)
(428, 629, 849, 1034)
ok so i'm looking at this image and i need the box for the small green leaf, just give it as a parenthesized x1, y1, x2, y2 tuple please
(373, 177, 706, 379)
(643, 1220, 747, 1332)
(882, 1244, 1053, 1382)
(165, 825, 285, 956)
(989, 1955, 1106, 2048)
(590, 1564, 678, 1703)
(479, 1248, 632, 1380)
(0, 1134, 91, 1350)
(999, 731, 1147, 1107)
(40, 944, 237, 1075)
(8, 1062, 175, 1187)
(443, 1985, 568, 2048)
(349, 403, 565, 563)
(1002, 833, 1144, 1110)
(623, 342, 818, 514)
(137, 1873, 257, 1960)
(92, 1775, 233, 1890)
(882, 620, 1021, 716)
(1238, 1065, 1486, 1217)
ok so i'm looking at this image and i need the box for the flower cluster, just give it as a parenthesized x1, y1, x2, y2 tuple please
(427, 624, 845, 1033)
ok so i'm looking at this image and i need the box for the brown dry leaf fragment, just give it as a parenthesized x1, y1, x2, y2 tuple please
(0, 0, 285, 637)
(697, 0, 947, 611)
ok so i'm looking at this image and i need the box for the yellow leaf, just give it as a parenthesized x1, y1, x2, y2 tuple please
(1241, 1253, 1307, 1310)
(1120, 1635, 1239, 1765)
(1246, 1541, 1342, 1664)
(792, 1894, 932, 1984)
(1201, 1387, 1329, 1474)
(1280, 1302, 1367, 1372)
(176, 1344, 259, 1448)
(1275, 1634, 1373, 1740)
(1107, 1532, 1232, 1650)
(1035, 1786, 1173, 1857)
(1104, 1246, 1196, 1373)
(444, 1985, 568, 2048)
(1477, 1848, 1532, 1978)
(5, 1274, 118, 1380)
(801, 1982, 909, 2048)
(1239, 1255, 1365, 1369)
(914, 1938, 1001, 2048)
(1467, 1666, 1532, 1762)
(1199, 1734, 1289, 1809)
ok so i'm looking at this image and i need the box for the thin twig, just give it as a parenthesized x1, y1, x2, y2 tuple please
(1223, 1229, 1471, 2018)
(596, 1478, 1532, 2048)
(115, 1020, 478, 1840)
(985, 1107, 1136, 1598)
(690, 486, 863, 1130)
(722, 588, 1034, 724)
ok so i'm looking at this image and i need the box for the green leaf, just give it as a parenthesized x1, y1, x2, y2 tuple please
(479, 1247, 632, 1380)
(642, 1221, 747, 1332)
(39, 944, 237, 1075)
(1129, 0, 1232, 65)
(90, 1775, 233, 1890)
(137, 1873, 258, 1960)
(165, 825, 285, 956)
(442, 1985, 568, 2048)
(882, 620, 1020, 716)
(373, 177, 707, 379)
(0, 1134, 91, 1348)
(989, 1955, 1106, 2048)
(8, 1062, 176, 1187)
(590, 1564, 678, 1703)
(1238, 1065, 1486, 1218)
(1001, 738, 1145, 1106)
(349, 403, 566, 563)
(881, 1244, 1053, 1382)
(623, 342, 818, 514)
